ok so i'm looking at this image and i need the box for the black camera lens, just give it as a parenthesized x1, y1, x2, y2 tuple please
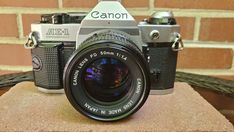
(83, 57, 132, 102)
(64, 31, 150, 121)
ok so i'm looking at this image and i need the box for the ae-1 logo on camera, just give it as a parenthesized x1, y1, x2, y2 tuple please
(46, 28, 69, 36)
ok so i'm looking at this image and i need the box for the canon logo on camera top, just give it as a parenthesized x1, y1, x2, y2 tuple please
(90, 11, 128, 19)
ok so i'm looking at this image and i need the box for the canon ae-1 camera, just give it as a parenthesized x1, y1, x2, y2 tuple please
(25, 0, 183, 121)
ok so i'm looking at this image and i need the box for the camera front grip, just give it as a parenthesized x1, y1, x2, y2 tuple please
(147, 45, 178, 94)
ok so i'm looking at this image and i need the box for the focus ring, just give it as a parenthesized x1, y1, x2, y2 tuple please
(79, 30, 142, 55)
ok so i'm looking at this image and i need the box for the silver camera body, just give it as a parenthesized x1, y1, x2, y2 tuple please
(27, 0, 183, 121)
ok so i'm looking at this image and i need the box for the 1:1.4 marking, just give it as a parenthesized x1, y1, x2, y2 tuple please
(116, 53, 127, 61)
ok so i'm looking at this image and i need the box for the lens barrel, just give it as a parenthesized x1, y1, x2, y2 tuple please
(63, 31, 150, 121)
